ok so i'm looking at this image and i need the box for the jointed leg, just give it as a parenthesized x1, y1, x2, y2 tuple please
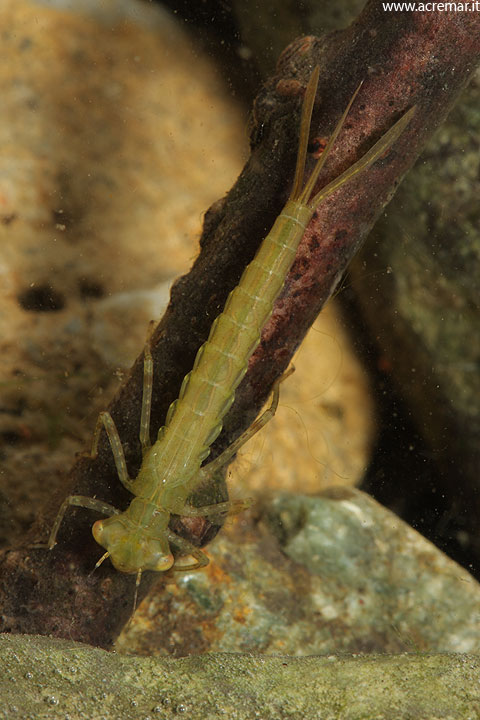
(91, 411, 134, 492)
(176, 369, 294, 522)
(37, 328, 157, 554)
(35, 495, 120, 550)
(166, 530, 210, 570)
(202, 366, 295, 477)
(35, 408, 130, 551)
(90, 325, 154, 491)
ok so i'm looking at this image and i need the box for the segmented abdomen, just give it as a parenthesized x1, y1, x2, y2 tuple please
(152, 200, 312, 491)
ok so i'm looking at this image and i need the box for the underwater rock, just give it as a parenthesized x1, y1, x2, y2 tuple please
(118, 488, 480, 656)
(2, 631, 480, 719)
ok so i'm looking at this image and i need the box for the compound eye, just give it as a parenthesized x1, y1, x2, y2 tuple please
(92, 519, 105, 544)
(153, 552, 174, 572)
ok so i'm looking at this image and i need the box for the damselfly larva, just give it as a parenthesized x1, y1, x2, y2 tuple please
(45, 67, 414, 590)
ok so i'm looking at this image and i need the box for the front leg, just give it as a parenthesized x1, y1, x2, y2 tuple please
(166, 529, 210, 570)
(34, 496, 120, 550)
(169, 498, 252, 569)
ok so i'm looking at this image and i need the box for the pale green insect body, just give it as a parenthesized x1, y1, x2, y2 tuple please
(90, 200, 314, 575)
(46, 67, 415, 587)
(160, 198, 313, 485)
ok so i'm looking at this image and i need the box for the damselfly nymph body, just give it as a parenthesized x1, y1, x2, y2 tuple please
(44, 67, 415, 595)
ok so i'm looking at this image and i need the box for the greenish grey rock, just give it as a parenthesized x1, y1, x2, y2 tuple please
(1, 633, 480, 720)
(117, 490, 480, 657)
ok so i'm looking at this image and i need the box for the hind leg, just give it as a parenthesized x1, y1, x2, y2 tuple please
(201, 366, 294, 478)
